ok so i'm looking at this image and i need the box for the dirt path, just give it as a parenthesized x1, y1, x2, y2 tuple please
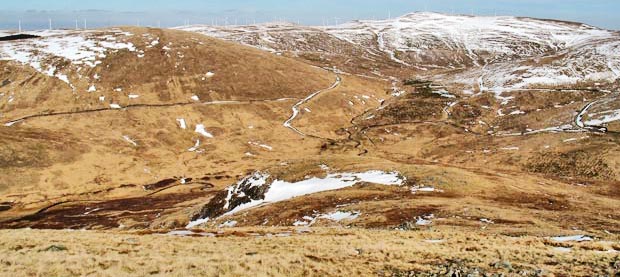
(3, 98, 299, 126)
(283, 74, 341, 136)
(574, 99, 609, 133)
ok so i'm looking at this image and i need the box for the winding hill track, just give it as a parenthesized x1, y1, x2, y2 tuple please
(3, 98, 299, 126)
(283, 74, 341, 136)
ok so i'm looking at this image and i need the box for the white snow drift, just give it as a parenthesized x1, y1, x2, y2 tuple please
(223, 170, 405, 216)
(0, 29, 136, 87)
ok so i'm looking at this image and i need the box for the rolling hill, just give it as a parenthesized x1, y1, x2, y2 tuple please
(0, 13, 619, 276)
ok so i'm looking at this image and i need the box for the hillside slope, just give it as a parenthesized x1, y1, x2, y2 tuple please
(0, 27, 392, 229)
(178, 12, 620, 90)
(0, 16, 618, 253)
(0, 27, 335, 121)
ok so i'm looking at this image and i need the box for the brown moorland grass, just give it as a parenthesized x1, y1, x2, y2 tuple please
(0, 228, 618, 276)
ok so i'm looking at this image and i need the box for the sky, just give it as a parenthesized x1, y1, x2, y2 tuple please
(1, 0, 619, 31)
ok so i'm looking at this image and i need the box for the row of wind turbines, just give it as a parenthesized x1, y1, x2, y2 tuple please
(15, 19, 90, 32)
(11, 7, 505, 32)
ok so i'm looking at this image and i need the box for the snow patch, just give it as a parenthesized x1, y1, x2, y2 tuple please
(425, 239, 445, 243)
(0, 30, 136, 88)
(500, 146, 519, 151)
(122, 135, 138, 146)
(411, 186, 443, 194)
(223, 170, 405, 216)
(195, 124, 214, 138)
(433, 89, 456, 98)
(585, 109, 620, 126)
(248, 141, 273, 151)
(4, 120, 22, 127)
(551, 235, 593, 242)
(176, 118, 187, 129)
(188, 140, 201, 152)
(186, 217, 210, 229)
(320, 211, 360, 221)
(218, 220, 237, 228)
(415, 217, 432, 226)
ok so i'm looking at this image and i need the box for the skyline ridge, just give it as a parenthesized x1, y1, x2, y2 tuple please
(1, 0, 619, 30)
(1, 10, 618, 33)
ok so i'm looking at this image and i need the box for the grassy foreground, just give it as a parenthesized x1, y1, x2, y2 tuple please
(0, 228, 618, 276)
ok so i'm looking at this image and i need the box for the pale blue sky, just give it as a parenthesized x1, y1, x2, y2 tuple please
(1, 0, 619, 31)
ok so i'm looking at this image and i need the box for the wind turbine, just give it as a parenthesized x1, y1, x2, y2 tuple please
(18, 20, 21, 32)
(48, 18, 52, 30)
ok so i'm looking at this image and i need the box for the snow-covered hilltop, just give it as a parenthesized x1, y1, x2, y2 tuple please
(174, 23, 338, 54)
(0, 29, 137, 89)
(328, 12, 614, 64)
(176, 12, 620, 90)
